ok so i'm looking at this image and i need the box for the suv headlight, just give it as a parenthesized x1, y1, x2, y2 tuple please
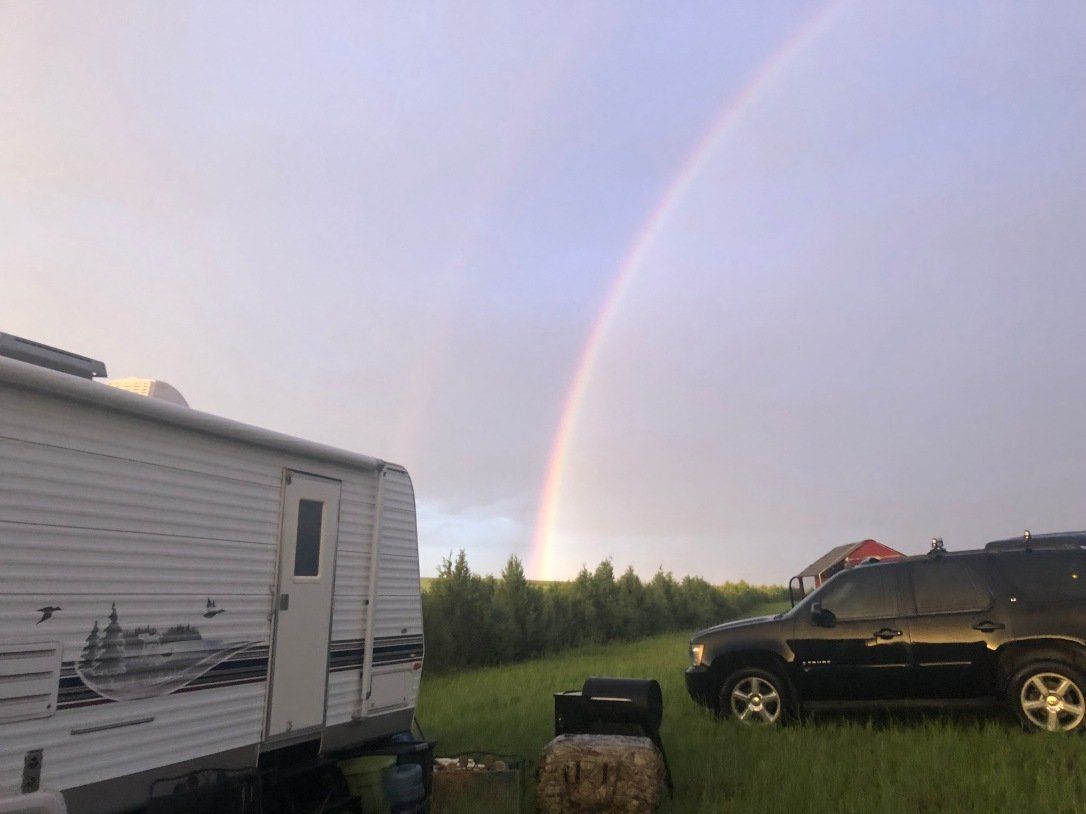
(690, 643, 705, 667)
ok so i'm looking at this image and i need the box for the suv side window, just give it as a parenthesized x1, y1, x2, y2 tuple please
(817, 566, 898, 621)
(994, 551, 1086, 603)
(909, 560, 990, 614)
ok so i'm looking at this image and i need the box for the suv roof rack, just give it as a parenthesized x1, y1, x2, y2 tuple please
(984, 531, 1086, 552)
(0, 333, 107, 379)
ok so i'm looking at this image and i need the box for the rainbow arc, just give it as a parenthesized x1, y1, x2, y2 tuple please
(529, 1, 848, 579)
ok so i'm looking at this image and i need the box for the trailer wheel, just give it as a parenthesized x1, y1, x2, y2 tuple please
(718, 667, 788, 726)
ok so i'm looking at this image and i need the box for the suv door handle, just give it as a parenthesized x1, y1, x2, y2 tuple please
(874, 628, 902, 640)
(972, 620, 1005, 633)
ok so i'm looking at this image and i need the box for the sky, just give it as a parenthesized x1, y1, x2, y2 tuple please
(3, 1, 1086, 583)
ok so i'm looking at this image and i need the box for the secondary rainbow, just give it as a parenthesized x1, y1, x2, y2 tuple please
(529, 1, 848, 579)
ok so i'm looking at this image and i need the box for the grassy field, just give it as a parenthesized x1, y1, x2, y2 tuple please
(419, 628, 1086, 813)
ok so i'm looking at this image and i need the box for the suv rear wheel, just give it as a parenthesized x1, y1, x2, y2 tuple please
(719, 667, 788, 726)
(1009, 661, 1086, 733)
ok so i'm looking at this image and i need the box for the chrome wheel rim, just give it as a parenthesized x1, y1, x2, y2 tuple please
(1020, 672, 1086, 732)
(730, 676, 782, 724)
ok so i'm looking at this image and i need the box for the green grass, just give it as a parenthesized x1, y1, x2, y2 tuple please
(419, 632, 1086, 813)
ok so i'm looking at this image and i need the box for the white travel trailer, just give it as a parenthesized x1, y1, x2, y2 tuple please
(0, 335, 425, 813)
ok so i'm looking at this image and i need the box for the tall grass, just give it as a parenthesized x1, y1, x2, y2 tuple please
(419, 631, 1086, 813)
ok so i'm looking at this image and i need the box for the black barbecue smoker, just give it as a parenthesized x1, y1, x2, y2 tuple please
(553, 677, 672, 792)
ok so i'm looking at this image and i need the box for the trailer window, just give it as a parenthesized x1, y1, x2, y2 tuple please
(294, 499, 324, 577)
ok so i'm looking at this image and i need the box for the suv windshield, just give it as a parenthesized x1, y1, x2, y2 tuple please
(784, 569, 847, 616)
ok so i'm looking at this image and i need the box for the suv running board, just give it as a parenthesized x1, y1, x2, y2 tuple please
(803, 696, 999, 712)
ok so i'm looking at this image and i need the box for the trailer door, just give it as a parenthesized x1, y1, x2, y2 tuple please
(266, 471, 341, 741)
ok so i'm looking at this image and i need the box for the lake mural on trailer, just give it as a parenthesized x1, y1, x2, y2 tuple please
(75, 602, 259, 702)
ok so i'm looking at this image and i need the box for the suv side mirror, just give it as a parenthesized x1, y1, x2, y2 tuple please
(811, 602, 836, 627)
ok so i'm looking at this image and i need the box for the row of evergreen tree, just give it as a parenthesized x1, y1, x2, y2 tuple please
(422, 552, 788, 671)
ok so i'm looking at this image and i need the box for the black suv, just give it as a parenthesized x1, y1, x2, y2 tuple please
(686, 532, 1086, 732)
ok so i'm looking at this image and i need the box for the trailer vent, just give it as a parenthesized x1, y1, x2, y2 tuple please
(0, 641, 62, 723)
(0, 333, 107, 379)
(106, 378, 189, 407)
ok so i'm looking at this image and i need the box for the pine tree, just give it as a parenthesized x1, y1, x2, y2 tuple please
(494, 555, 544, 661)
(79, 620, 101, 672)
(95, 603, 126, 676)
(616, 566, 644, 638)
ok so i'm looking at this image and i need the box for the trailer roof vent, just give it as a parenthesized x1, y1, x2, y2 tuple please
(105, 378, 189, 407)
(0, 333, 107, 379)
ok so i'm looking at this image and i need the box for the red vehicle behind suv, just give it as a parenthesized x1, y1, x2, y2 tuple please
(686, 532, 1086, 732)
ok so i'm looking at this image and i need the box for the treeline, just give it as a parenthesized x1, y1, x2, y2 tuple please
(422, 552, 787, 672)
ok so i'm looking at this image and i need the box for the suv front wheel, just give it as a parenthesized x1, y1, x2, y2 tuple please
(719, 667, 788, 726)
(1009, 661, 1086, 733)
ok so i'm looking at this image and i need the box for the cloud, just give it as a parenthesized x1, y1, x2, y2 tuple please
(417, 499, 527, 576)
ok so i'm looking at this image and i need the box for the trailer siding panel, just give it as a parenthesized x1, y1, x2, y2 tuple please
(0, 438, 280, 545)
(0, 684, 266, 795)
(374, 597, 424, 638)
(325, 668, 361, 728)
(0, 387, 283, 486)
(0, 524, 275, 597)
